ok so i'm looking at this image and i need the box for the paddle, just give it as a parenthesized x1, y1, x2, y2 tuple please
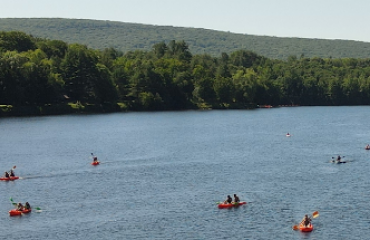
(292, 211, 319, 230)
(91, 153, 99, 161)
(10, 197, 41, 211)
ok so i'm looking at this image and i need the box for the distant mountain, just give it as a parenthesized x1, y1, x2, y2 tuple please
(1, 18, 370, 59)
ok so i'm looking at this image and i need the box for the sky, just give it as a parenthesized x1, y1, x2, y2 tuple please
(1, 0, 370, 42)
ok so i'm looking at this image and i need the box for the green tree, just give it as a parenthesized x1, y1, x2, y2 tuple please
(0, 31, 36, 53)
(61, 44, 99, 102)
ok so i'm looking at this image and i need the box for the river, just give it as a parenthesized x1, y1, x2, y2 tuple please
(1, 106, 370, 240)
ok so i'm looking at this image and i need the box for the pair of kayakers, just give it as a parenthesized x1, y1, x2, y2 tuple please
(17, 202, 31, 211)
(3, 169, 15, 178)
(224, 194, 240, 204)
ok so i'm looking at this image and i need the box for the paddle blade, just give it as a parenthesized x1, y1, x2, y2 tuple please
(292, 225, 299, 231)
(12, 202, 17, 206)
(312, 211, 319, 218)
(35, 207, 41, 210)
(10, 197, 13, 202)
(13, 165, 16, 169)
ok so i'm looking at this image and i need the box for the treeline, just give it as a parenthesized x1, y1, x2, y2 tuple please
(2, 18, 370, 59)
(1, 31, 370, 115)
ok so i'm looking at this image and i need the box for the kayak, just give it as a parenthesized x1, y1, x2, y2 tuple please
(218, 201, 246, 209)
(9, 208, 32, 216)
(0, 176, 19, 181)
(299, 223, 313, 232)
(91, 161, 100, 165)
(331, 160, 346, 164)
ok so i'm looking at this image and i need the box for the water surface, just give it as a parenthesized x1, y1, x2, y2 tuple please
(1, 107, 370, 239)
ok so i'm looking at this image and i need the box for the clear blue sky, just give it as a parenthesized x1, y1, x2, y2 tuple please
(1, 0, 370, 42)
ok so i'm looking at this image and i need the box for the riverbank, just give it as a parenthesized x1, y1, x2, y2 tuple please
(0, 102, 259, 117)
(0, 103, 129, 117)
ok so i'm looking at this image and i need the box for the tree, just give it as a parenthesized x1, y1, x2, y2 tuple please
(61, 44, 99, 102)
(230, 50, 260, 68)
(0, 31, 36, 53)
(93, 63, 117, 104)
(213, 77, 235, 105)
(152, 42, 167, 59)
(22, 49, 54, 105)
(0, 51, 28, 105)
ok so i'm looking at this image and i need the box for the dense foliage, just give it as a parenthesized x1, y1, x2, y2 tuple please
(1, 31, 370, 115)
(1, 18, 370, 59)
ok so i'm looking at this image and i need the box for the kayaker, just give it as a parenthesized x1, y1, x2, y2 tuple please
(224, 195, 232, 204)
(93, 156, 98, 163)
(301, 214, 311, 227)
(4, 171, 10, 178)
(24, 202, 31, 210)
(337, 155, 341, 162)
(233, 194, 240, 203)
(9, 169, 15, 177)
(17, 202, 24, 211)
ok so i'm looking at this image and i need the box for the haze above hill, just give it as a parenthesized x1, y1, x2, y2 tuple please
(1, 18, 370, 59)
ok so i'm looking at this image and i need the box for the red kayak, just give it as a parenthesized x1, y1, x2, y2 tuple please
(0, 176, 19, 181)
(9, 208, 32, 216)
(91, 161, 100, 165)
(299, 223, 313, 232)
(218, 201, 247, 209)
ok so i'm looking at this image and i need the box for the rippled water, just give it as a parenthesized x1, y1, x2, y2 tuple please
(1, 107, 370, 239)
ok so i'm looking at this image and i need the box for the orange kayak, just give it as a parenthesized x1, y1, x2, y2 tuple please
(299, 223, 313, 232)
(91, 161, 100, 165)
(218, 201, 246, 209)
(9, 208, 32, 216)
(0, 176, 19, 181)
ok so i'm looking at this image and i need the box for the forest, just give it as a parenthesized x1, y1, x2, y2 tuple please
(1, 18, 370, 59)
(1, 31, 370, 116)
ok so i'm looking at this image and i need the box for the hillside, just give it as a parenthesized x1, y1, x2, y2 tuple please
(1, 18, 370, 59)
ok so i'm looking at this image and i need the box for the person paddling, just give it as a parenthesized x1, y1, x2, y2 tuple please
(301, 214, 311, 227)
(93, 156, 99, 163)
(24, 202, 31, 210)
(9, 169, 15, 177)
(233, 194, 240, 203)
(4, 171, 10, 178)
(17, 202, 24, 211)
(224, 195, 232, 204)
(336, 155, 342, 162)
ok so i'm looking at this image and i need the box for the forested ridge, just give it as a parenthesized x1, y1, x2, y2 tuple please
(1, 31, 370, 117)
(1, 18, 370, 59)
